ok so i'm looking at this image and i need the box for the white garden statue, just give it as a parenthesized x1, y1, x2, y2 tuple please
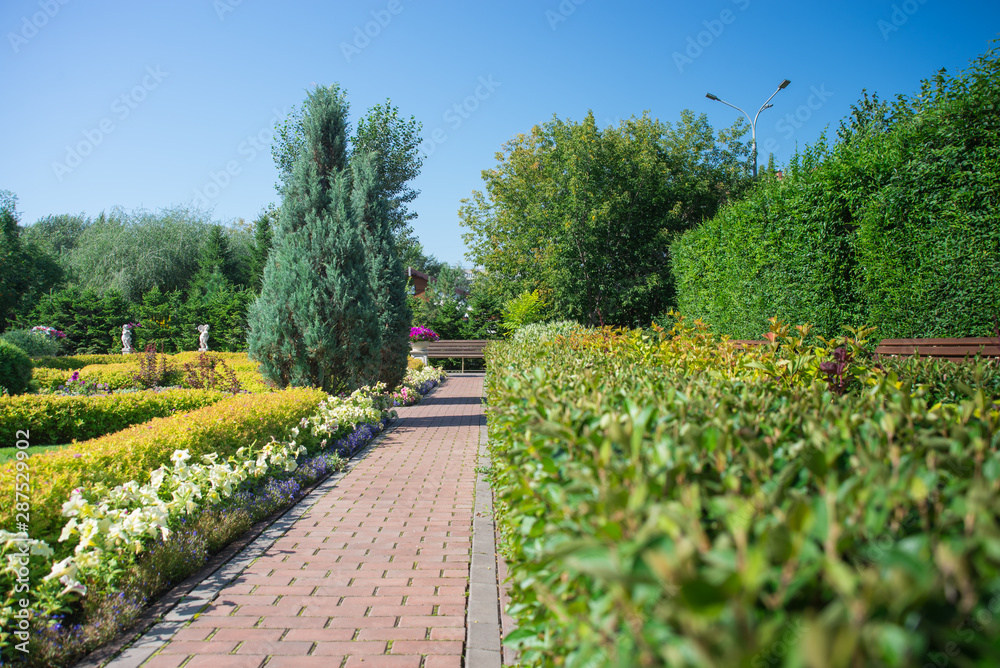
(197, 324, 210, 352)
(121, 324, 133, 354)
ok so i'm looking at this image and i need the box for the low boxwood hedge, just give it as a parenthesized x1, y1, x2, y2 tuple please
(486, 321, 1000, 666)
(0, 387, 326, 546)
(0, 389, 226, 446)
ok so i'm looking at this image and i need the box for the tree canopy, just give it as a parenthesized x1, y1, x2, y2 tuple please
(460, 110, 750, 327)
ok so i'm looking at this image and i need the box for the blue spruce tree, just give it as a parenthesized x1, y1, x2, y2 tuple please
(246, 85, 381, 392)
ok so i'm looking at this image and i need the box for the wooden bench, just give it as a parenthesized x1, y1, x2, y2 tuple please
(874, 337, 1000, 362)
(423, 339, 490, 372)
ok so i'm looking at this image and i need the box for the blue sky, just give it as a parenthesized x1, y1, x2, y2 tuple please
(2, 0, 997, 266)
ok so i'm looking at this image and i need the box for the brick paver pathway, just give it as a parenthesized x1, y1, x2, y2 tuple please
(142, 375, 485, 668)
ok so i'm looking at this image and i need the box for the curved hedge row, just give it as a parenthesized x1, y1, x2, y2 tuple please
(486, 322, 1000, 666)
(0, 387, 327, 545)
(0, 389, 226, 446)
(672, 46, 999, 339)
(29, 352, 274, 394)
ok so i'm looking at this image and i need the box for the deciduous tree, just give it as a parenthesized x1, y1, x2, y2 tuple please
(460, 111, 750, 327)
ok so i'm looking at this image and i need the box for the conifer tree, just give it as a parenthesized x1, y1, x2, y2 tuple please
(351, 152, 412, 389)
(246, 85, 380, 392)
(249, 206, 276, 289)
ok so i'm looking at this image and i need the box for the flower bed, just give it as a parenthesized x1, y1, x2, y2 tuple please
(486, 319, 1000, 666)
(0, 364, 446, 665)
(0, 389, 227, 446)
(0, 388, 328, 545)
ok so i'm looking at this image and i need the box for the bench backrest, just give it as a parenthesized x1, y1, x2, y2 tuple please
(874, 337, 999, 361)
(425, 340, 490, 358)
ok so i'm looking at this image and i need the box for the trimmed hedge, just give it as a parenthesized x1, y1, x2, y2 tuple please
(0, 387, 326, 545)
(486, 322, 1000, 666)
(672, 45, 1000, 339)
(32, 362, 164, 392)
(0, 389, 225, 446)
(32, 354, 131, 370)
(29, 352, 273, 393)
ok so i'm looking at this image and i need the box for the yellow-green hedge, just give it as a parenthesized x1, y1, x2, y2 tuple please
(0, 387, 326, 545)
(32, 355, 131, 370)
(30, 364, 157, 392)
(31, 353, 274, 393)
(0, 389, 226, 446)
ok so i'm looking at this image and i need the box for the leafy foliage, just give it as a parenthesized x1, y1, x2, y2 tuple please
(0, 192, 64, 330)
(0, 339, 32, 395)
(486, 319, 1000, 666)
(0, 389, 225, 446)
(501, 290, 549, 333)
(673, 44, 1000, 339)
(0, 329, 61, 358)
(461, 110, 751, 327)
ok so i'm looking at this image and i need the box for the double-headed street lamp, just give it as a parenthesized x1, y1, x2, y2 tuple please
(706, 79, 791, 178)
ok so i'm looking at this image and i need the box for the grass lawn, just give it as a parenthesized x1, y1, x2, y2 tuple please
(0, 443, 72, 465)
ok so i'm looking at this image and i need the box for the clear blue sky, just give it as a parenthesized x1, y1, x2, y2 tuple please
(2, 0, 997, 266)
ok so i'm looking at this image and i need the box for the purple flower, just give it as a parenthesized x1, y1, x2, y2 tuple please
(409, 326, 439, 342)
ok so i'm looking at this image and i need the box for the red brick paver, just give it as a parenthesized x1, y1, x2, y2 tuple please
(144, 375, 484, 666)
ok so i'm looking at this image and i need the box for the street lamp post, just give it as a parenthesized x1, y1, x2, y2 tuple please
(706, 79, 791, 178)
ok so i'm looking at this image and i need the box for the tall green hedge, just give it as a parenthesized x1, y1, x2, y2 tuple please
(672, 45, 1000, 339)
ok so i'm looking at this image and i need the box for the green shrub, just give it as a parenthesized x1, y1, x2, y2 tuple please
(672, 45, 1000, 339)
(0, 329, 61, 357)
(486, 322, 1000, 666)
(0, 389, 225, 446)
(0, 339, 32, 395)
(0, 387, 327, 545)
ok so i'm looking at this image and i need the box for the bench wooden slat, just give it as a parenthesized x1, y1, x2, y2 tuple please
(875, 337, 999, 360)
(876, 337, 996, 346)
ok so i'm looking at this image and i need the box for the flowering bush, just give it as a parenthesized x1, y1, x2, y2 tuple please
(409, 326, 439, 342)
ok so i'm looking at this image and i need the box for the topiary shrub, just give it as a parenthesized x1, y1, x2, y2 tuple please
(0, 339, 32, 395)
